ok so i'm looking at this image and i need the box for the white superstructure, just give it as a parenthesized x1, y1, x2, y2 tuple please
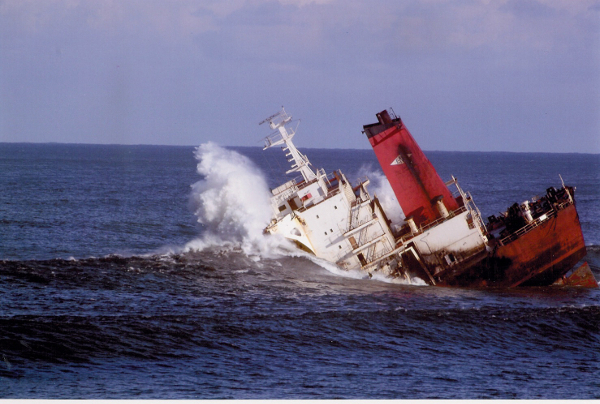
(262, 109, 489, 284)
(262, 108, 395, 272)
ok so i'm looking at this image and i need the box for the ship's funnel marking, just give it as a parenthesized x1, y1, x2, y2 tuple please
(391, 155, 404, 165)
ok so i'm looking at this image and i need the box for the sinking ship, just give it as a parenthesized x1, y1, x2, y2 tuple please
(261, 108, 597, 288)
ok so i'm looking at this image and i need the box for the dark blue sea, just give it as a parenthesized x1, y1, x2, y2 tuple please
(1, 142, 599, 399)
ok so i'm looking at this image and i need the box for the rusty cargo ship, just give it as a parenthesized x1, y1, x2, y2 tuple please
(262, 108, 596, 288)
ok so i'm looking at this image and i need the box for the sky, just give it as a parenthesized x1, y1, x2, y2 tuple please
(0, 0, 599, 152)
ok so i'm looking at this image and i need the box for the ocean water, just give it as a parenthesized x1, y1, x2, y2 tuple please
(1, 142, 599, 399)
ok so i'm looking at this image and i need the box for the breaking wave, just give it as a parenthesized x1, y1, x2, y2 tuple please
(178, 144, 425, 286)
(184, 142, 290, 258)
(178, 144, 412, 284)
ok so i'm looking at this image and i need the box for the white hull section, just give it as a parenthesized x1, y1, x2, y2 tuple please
(261, 108, 489, 284)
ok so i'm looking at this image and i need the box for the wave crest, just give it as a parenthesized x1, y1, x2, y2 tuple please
(185, 143, 288, 257)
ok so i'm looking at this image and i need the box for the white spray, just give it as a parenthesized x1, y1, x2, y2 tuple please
(355, 166, 405, 225)
(185, 142, 290, 257)
(183, 144, 420, 285)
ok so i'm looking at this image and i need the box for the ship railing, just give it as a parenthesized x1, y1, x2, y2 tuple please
(351, 232, 387, 255)
(411, 202, 486, 239)
(274, 184, 299, 202)
(359, 238, 403, 271)
(295, 176, 311, 190)
(326, 187, 341, 199)
(463, 193, 486, 233)
(555, 200, 573, 211)
(263, 130, 284, 149)
(498, 208, 557, 246)
(315, 168, 333, 188)
(269, 109, 292, 127)
(271, 178, 298, 195)
(450, 189, 462, 200)
(290, 169, 330, 192)
(324, 171, 339, 181)
(345, 213, 378, 235)
(274, 175, 316, 194)
(322, 171, 341, 193)
(419, 206, 468, 233)
(446, 177, 487, 233)
(364, 244, 394, 266)
(296, 170, 340, 201)
(446, 176, 465, 198)
(294, 185, 340, 213)
(263, 121, 297, 149)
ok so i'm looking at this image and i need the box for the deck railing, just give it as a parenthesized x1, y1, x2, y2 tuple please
(498, 209, 557, 246)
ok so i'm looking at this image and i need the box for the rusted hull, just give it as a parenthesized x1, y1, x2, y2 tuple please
(356, 108, 596, 288)
(553, 262, 599, 288)
(439, 204, 587, 287)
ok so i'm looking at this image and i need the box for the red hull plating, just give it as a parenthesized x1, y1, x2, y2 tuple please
(439, 198, 587, 288)
(554, 262, 599, 288)
(499, 204, 586, 286)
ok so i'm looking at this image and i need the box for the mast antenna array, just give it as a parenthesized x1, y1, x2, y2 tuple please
(260, 107, 316, 182)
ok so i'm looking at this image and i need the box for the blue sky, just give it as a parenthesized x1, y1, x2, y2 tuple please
(1, 0, 599, 152)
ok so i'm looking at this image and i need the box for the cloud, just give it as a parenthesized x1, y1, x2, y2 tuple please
(2, 0, 596, 55)
(0, 0, 598, 152)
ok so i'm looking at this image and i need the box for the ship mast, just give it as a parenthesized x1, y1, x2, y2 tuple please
(260, 108, 317, 182)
